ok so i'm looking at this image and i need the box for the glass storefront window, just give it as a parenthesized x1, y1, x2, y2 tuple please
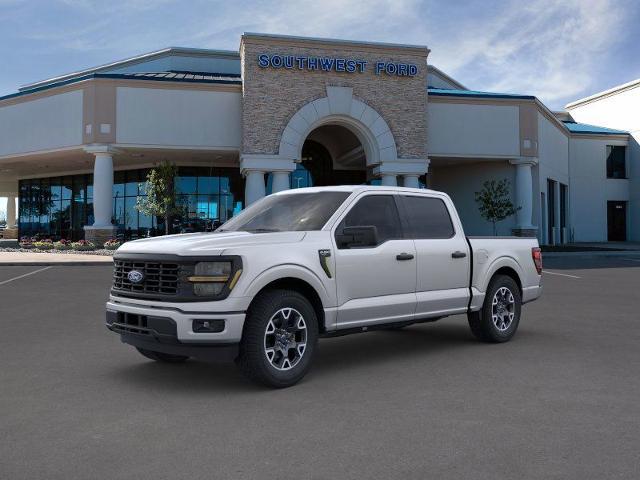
(18, 166, 244, 240)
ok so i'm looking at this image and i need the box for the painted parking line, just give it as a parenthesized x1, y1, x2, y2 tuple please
(0, 266, 52, 286)
(542, 270, 581, 279)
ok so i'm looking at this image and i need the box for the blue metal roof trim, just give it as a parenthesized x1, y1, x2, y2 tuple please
(428, 87, 535, 100)
(0, 72, 242, 102)
(562, 121, 628, 135)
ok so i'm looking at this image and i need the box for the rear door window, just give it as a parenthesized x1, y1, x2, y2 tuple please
(401, 196, 455, 239)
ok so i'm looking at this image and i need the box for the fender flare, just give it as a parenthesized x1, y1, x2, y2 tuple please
(479, 256, 524, 293)
(243, 263, 333, 308)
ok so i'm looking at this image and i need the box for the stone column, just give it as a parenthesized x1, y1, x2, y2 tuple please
(380, 174, 397, 186)
(2, 195, 18, 240)
(84, 145, 117, 244)
(271, 171, 290, 193)
(402, 175, 420, 189)
(244, 170, 266, 206)
(374, 159, 429, 189)
(6, 195, 16, 228)
(510, 158, 538, 237)
(241, 154, 296, 206)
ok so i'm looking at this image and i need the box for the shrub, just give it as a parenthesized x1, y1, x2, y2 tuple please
(33, 239, 54, 250)
(71, 240, 96, 251)
(103, 239, 122, 250)
(19, 236, 34, 249)
(54, 239, 73, 250)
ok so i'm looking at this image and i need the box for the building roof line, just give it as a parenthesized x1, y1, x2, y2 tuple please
(2, 72, 242, 103)
(565, 78, 640, 109)
(562, 120, 628, 135)
(428, 87, 535, 100)
(19, 47, 240, 92)
(428, 88, 630, 139)
(427, 66, 467, 90)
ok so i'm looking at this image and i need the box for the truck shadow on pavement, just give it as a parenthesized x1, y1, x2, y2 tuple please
(106, 321, 549, 392)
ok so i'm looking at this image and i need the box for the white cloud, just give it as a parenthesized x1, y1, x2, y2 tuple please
(2, 0, 635, 109)
(427, 0, 628, 107)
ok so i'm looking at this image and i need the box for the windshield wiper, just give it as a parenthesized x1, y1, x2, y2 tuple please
(245, 228, 281, 233)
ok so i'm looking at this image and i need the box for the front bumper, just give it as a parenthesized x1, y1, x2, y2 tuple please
(106, 298, 246, 344)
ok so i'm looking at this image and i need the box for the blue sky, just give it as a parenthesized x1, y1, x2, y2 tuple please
(1, 0, 639, 109)
(1, 0, 640, 216)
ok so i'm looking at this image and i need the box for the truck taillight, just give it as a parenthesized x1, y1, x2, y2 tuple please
(532, 247, 542, 275)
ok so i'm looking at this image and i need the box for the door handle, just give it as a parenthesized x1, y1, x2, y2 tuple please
(451, 251, 467, 259)
(396, 253, 414, 261)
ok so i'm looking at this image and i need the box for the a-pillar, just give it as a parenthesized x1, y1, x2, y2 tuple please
(509, 157, 538, 237)
(84, 145, 117, 245)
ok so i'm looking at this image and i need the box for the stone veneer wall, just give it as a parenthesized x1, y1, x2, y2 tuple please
(240, 36, 429, 160)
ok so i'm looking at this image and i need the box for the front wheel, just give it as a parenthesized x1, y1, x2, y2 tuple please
(237, 289, 318, 388)
(468, 275, 522, 343)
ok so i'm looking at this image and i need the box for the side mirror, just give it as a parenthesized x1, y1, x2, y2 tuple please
(336, 225, 378, 248)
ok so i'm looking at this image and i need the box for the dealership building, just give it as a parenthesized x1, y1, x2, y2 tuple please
(0, 33, 637, 244)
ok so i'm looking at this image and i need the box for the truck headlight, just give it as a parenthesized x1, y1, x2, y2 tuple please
(189, 261, 232, 296)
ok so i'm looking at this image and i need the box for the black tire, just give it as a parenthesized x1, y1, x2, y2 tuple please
(136, 347, 189, 363)
(237, 289, 319, 388)
(468, 275, 522, 343)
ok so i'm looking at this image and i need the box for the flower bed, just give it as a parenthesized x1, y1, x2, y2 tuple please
(103, 239, 122, 250)
(4, 236, 114, 255)
(54, 239, 73, 250)
(71, 240, 96, 251)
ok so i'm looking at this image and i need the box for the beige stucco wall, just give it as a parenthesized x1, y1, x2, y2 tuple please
(427, 101, 520, 157)
(115, 86, 242, 148)
(240, 35, 428, 160)
(0, 90, 83, 157)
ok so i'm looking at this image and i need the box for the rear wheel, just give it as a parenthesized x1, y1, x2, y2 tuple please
(468, 275, 521, 343)
(237, 289, 318, 388)
(136, 347, 189, 363)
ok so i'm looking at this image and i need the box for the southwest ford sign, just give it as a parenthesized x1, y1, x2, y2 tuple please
(257, 54, 418, 77)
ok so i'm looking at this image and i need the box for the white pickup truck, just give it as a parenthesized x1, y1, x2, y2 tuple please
(106, 186, 542, 387)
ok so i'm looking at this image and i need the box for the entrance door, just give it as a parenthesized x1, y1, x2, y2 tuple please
(333, 193, 416, 327)
(607, 201, 627, 241)
(301, 140, 366, 186)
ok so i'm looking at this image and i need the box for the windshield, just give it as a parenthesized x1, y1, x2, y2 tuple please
(218, 191, 350, 232)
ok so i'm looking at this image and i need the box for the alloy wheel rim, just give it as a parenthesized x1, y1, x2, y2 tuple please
(264, 307, 307, 371)
(492, 286, 515, 332)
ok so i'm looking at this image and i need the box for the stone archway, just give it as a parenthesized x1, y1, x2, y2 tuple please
(278, 86, 398, 168)
(240, 85, 429, 204)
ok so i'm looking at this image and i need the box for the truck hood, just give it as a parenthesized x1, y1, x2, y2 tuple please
(116, 231, 307, 256)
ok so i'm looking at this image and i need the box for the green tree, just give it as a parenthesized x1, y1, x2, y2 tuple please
(136, 161, 181, 235)
(474, 179, 519, 236)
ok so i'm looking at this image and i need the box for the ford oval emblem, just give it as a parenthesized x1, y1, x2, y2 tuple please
(127, 270, 145, 284)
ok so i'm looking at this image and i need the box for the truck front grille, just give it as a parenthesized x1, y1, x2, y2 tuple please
(113, 260, 180, 296)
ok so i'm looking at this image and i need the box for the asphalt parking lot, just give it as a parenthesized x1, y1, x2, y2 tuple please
(1, 257, 639, 479)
